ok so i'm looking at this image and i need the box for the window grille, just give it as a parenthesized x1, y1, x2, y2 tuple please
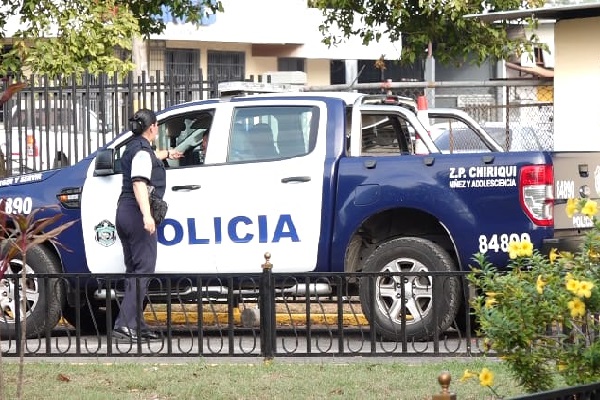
(164, 48, 200, 81)
(207, 51, 245, 83)
(148, 40, 166, 78)
(278, 58, 306, 72)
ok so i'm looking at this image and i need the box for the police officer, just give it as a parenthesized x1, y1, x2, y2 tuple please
(112, 108, 181, 341)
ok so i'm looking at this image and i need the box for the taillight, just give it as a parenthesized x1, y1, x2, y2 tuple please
(520, 165, 554, 226)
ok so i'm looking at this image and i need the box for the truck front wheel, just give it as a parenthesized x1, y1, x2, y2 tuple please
(0, 244, 65, 339)
(359, 237, 461, 342)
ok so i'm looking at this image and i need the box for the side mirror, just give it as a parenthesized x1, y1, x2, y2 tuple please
(94, 148, 115, 176)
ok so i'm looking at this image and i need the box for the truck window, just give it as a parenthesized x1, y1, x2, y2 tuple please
(430, 118, 498, 153)
(110, 110, 214, 173)
(227, 106, 318, 162)
(360, 114, 413, 156)
(158, 110, 214, 168)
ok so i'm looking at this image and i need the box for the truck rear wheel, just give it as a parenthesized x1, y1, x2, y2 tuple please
(0, 244, 65, 339)
(359, 237, 461, 341)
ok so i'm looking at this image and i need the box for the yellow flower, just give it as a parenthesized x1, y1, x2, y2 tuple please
(519, 240, 533, 257)
(479, 368, 494, 387)
(589, 249, 600, 261)
(549, 248, 558, 264)
(562, 251, 574, 260)
(581, 200, 598, 218)
(486, 292, 500, 298)
(577, 280, 594, 298)
(557, 362, 567, 372)
(460, 369, 477, 382)
(566, 278, 580, 294)
(566, 198, 578, 218)
(566, 272, 574, 281)
(508, 241, 520, 259)
(485, 297, 498, 308)
(568, 297, 586, 318)
(536, 275, 546, 294)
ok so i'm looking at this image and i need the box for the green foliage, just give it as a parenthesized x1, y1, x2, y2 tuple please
(125, 0, 223, 37)
(0, 0, 223, 79)
(0, 206, 77, 278)
(0, 200, 76, 400)
(310, 0, 546, 66)
(469, 198, 600, 393)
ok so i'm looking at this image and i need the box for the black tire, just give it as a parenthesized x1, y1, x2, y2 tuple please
(359, 237, 461, 342)
(0, 244, 65, 339)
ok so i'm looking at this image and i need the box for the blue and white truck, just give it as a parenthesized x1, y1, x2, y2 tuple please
(0, 91, 595, 341)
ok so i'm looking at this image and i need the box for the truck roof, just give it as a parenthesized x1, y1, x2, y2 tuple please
(228, 91, 364, 104)
(216, 81, 365, 104)
(221, 92, 364, 104)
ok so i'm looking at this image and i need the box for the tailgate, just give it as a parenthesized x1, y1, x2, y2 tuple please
(553, 152, 600, 230)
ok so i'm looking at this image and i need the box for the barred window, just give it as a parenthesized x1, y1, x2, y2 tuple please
(278, 58, 305, 72)
(207, 50, 245, 83)
(165, 48, 200, 81)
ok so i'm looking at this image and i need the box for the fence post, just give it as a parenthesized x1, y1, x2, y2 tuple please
(260, 252, 275, 360)
(432, 372, 456, 400)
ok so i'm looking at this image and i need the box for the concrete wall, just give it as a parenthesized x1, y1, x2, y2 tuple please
(554, 16, 600, 150)
(305, 59, 331, 86)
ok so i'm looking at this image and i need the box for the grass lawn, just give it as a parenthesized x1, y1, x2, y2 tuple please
(0, 357, 539, 399)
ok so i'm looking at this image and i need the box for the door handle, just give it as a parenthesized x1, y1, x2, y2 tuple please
(281, 176, 311, 183)
(172, 185, 201, 191)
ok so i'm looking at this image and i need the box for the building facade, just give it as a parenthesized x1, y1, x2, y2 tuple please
(145, 0, 410, 86)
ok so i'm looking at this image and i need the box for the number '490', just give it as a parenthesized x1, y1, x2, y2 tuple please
(478, 233, 531, 253)
(0, 197, 33, 214)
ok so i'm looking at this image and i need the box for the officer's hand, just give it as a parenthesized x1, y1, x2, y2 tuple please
(168, 149, 184, 159)
(143, 214, 156, 234)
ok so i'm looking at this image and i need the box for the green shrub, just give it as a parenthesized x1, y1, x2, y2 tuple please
(469, 198, 600, 393)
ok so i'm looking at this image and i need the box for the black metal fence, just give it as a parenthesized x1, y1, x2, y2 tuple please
(0, 268, 483, 358)
(509, 384, 600, 400)
(0, 73, 554, 176)
(5, 266, 600, 398)
(0, 70, 215, 175)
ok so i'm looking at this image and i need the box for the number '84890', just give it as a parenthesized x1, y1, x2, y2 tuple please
(478, 233, 531, 253)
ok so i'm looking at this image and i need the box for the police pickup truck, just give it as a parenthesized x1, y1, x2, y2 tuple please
(0, 92, 596, 342)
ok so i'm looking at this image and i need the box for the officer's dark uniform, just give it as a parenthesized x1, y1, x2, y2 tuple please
(114, 135, 166, 333)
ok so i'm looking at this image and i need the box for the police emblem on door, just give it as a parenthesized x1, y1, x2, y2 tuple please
(94, 220, 116, 247)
